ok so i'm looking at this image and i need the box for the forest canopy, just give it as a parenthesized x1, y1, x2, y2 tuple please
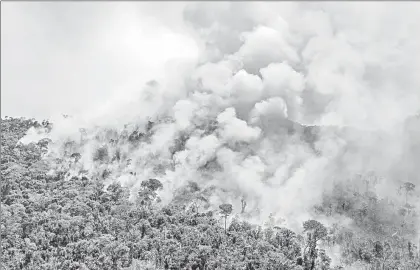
(1, 117, 419, 270)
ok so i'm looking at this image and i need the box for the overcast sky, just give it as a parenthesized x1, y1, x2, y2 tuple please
(1, 2, 199, 119)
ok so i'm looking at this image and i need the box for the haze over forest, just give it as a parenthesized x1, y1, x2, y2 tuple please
(2, 2, 420, 270)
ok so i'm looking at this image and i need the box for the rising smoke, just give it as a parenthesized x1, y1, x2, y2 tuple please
(21, 2, 420, 233)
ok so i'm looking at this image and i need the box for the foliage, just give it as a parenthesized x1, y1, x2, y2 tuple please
(315, 179, 420, 269)
(1, 117, 419, 270)
(0, 118, 310, 269)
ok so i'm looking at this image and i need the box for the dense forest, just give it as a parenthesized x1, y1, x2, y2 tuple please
(1, 117, 419, 270)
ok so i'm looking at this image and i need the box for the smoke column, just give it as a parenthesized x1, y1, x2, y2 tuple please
(21, 2, 420, 233)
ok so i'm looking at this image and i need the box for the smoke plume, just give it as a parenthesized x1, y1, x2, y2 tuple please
(21, 2, 420, 234)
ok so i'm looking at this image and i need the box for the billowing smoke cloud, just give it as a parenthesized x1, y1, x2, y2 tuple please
(21, 2, 420, 236)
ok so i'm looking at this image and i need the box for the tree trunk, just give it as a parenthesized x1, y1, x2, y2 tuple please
(241, 199, 247, 214)
(224, 216, 227, 234)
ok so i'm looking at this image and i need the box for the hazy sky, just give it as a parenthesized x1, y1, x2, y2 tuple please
(1, 2, 199, 119)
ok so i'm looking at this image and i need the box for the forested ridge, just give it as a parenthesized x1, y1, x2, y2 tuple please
(1, 117, 419, 270)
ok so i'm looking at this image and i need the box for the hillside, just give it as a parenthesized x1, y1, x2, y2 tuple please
(1, 117, 419, 270)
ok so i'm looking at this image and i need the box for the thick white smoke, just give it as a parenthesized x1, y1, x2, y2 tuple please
(21, 2, 420, 234)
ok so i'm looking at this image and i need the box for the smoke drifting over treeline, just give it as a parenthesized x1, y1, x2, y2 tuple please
(21, 2, 420, 232)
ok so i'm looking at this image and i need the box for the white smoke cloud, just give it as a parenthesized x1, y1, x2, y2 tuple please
(217, 108, 261, 143)
(230, 70, 264, 105)
(238, 24, 301, 72)
(19, 2, 420, 237)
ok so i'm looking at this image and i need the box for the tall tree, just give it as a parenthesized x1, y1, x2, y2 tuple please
(219, 204, 233, 234)
(302, 220, 327, 270)
(403, 182, 416, 204)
